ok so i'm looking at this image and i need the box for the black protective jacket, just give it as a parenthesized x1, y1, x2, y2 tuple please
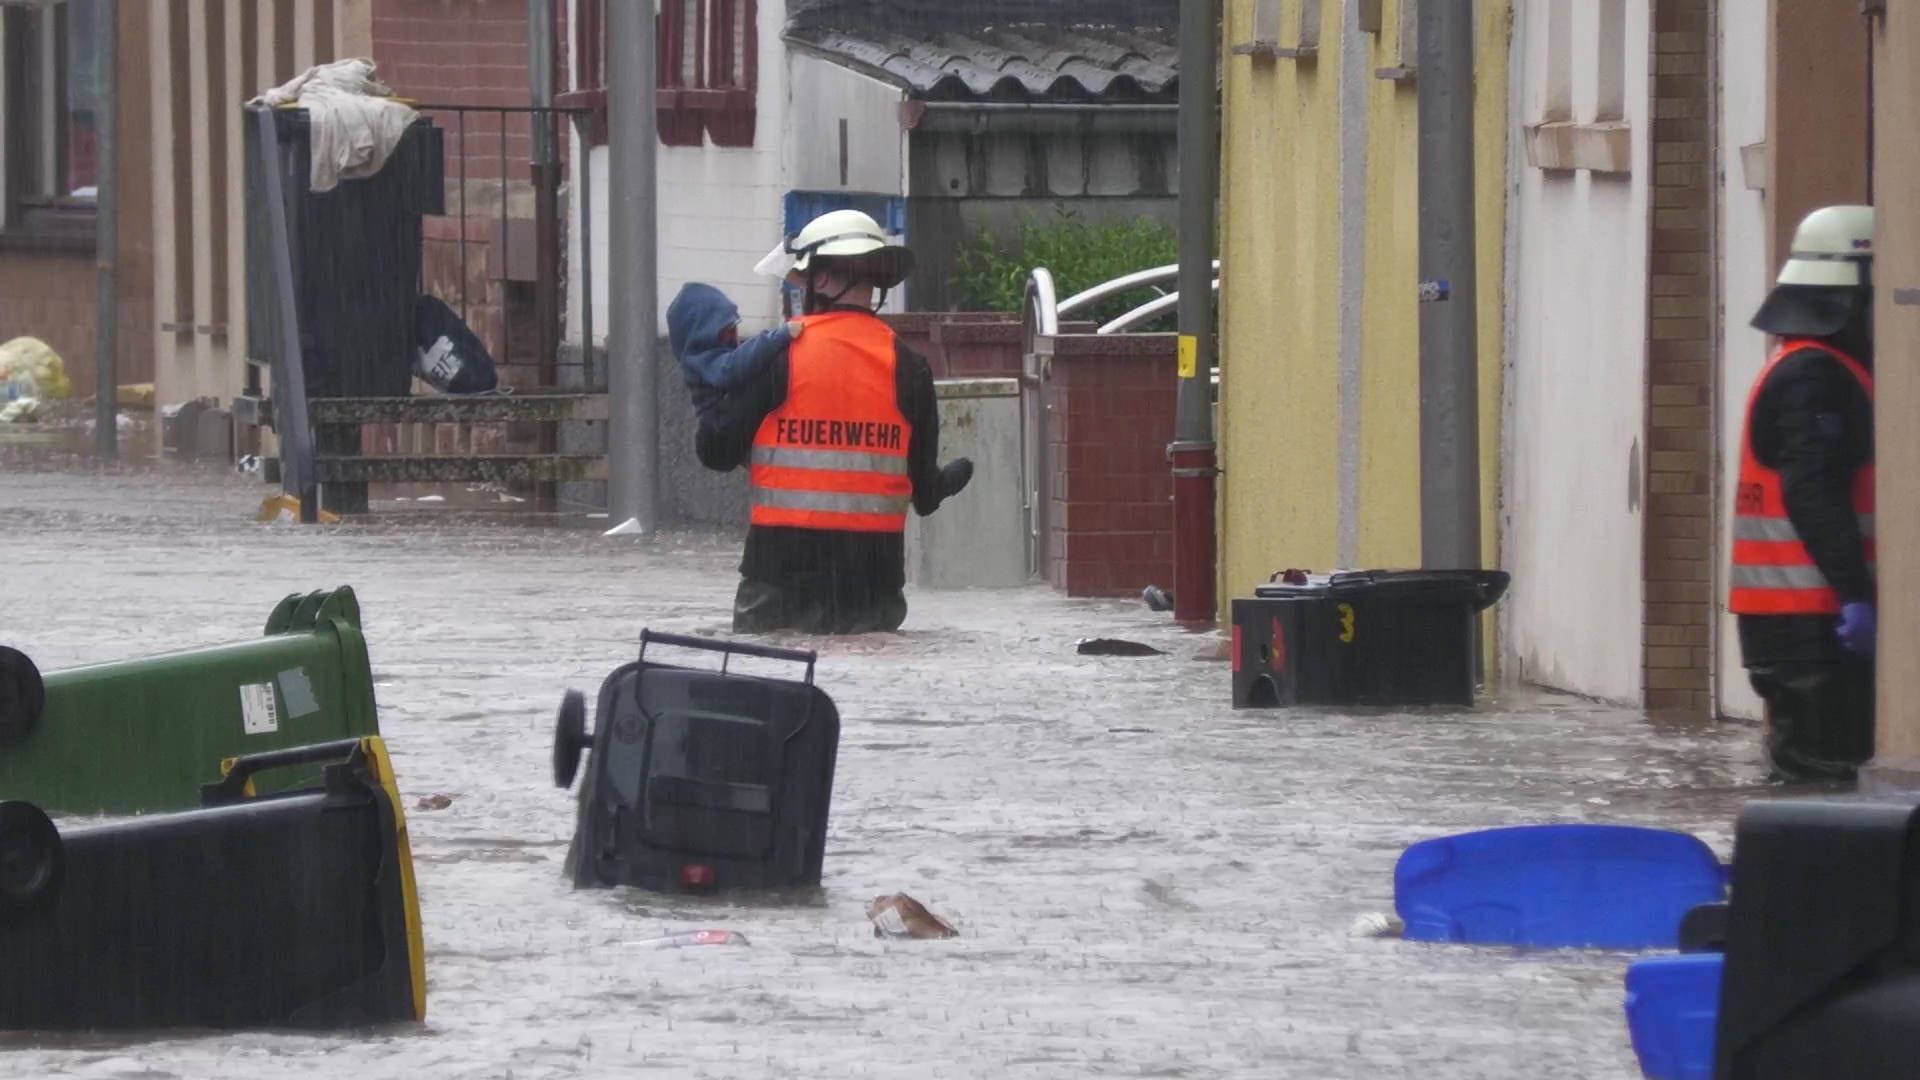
(694, 309, 946, 595)
(1738, 337, 1875, 666)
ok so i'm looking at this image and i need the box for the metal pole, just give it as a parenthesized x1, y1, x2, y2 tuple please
(253, 107, 318, 521)
(529, 0, 562, 510)
(606, 0, 658, 532)
(93, 0, 117, 459)
(578, 114, 595, 387)
(1415, 1, 1482, 571)
(1170, 0, 1220, 625)
(529, 0, 557, 165)
(530, 4, 561, 317)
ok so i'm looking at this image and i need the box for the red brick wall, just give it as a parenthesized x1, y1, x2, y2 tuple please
(373, 0, 566, 182)
(929, 320, 1024, 379)
(882, 313, 1013, 375)
(881, 313, 1100, 379)
(1045, 334, 1178, 597)
(373, 0, 569, 389)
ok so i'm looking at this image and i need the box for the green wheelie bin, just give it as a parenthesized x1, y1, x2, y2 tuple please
(0, 586, 381, 816)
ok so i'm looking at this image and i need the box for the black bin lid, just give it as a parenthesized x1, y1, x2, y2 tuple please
(1254, 569, 1510, 612)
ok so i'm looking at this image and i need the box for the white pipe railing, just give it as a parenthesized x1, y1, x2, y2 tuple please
(1023, 268, 1061, 340)
(1022, 264, 1222, 387)
(1025, 263, 1219, 342)
(1096, 280, 1221, 335)
(1056, 261, 1218, 318)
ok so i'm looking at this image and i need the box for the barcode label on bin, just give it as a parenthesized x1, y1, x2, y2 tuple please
(240, 683, 279, 735)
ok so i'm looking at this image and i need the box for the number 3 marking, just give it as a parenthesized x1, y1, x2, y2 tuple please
(1337, 603, 1356, 644)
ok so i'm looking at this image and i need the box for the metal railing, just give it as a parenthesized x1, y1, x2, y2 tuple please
(410, 103, 596, 389)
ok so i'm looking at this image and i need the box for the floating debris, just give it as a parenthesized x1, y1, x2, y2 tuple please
(1076, 638, 1166, 657)
(627, 930, 751, 950)
(1349, 912, 1406, 939)
(869, 894, 958, 940)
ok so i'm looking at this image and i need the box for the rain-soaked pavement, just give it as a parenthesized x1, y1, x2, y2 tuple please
(0, 451, 1770, 1079)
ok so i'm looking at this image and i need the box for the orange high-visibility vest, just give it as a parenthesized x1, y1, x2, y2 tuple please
(1728, 339, 1875, 616)
(748, 312, 913, 533)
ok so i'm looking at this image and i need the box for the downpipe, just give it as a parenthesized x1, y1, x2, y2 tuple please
(1170, 440, 1218, 627)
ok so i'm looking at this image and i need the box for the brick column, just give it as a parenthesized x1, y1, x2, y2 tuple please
(1642, 0, 1716, 715)
(1044, 334, 1179, 598)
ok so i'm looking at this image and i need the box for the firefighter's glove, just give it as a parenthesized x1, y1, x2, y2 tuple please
(939, 458, 974, 499)
(1837, 601, 1876, 655)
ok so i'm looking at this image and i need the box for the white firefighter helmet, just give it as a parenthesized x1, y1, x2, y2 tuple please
(1776, 205, 1875, 288)
(752, 209, 914, 288)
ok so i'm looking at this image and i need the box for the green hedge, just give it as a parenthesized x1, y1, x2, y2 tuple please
(953, 210, 1180, 329)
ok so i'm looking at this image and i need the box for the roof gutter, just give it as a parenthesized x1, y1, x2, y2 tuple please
(903, 100, 1178, 135)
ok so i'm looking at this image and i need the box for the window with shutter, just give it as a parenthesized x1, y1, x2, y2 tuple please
(559, 0, 757, 150)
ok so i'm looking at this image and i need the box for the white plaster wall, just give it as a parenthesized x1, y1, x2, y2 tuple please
(1504, 0, 1651, 703)
(565, 0, 792, 344)
(788, 54, 906, 194)
(1717, 6, 1767, 720)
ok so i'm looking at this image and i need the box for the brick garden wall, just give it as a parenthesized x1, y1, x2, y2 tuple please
(880, 314, 1181, 598)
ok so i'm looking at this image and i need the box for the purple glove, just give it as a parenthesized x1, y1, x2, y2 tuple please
(1837, 601, 1876, 655)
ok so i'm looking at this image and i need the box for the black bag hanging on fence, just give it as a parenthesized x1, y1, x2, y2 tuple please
(412, 295, 499, 394)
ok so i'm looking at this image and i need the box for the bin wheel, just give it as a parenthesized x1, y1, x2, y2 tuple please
(553, 690, 589, 789)
(0, 801, 62, 918)
(0, 648, 44, 749)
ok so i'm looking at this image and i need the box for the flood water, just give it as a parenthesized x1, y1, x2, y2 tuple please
(0, 458, 1767, 1078)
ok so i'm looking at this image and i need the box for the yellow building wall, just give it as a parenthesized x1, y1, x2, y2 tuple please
(1219, 0, 1510, 618)
(1355, 61, 1421, 569)
(1217, 0, 1346, 585)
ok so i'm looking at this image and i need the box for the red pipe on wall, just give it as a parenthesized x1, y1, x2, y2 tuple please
(1170, 440, 1217, 626)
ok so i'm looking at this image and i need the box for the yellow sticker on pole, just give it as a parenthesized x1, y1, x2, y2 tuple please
(1177, 335, 1198, 379)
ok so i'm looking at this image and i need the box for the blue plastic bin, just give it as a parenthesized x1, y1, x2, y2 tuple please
(1394, 824, 1727, 949)
(1625, 952, 1723, 1079)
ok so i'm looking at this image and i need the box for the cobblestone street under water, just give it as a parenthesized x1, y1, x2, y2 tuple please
(0, 457, 1768, 1078)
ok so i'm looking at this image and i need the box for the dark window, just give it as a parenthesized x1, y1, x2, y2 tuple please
(2, 0, 104, 250)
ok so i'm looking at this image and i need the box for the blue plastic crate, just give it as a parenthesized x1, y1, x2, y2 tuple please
(1625, 952, 1722, 1079)
(1394, 824, 1727, 949)
(777, 191, 908, 315)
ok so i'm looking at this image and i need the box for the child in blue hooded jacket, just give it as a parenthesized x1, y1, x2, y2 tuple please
(666, 283, 802, 422)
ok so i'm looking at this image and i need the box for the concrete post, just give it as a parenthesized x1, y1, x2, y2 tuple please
(606, 0, 659, 533)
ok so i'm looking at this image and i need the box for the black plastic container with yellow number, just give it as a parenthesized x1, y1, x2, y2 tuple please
(0, 737, 425, 1031)
(1230, 570, 1510, 708)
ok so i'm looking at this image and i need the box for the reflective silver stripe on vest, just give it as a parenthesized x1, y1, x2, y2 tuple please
(1731, 513, 1875, 542)
(1728, 564, 1833, 591)
(751, 446, 908, 476)
(751, 487, 910, 516)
